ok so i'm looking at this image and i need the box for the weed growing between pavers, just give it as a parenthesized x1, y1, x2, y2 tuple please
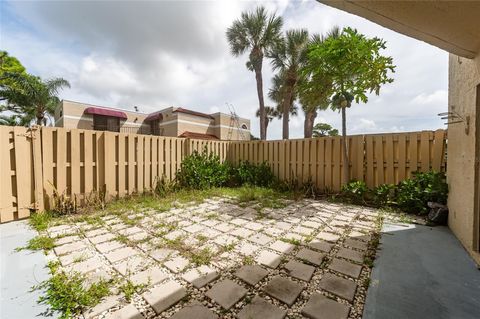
(16, 235, 56, 252)
(119, 279, 149, 303)
(32, 262, 112, 319)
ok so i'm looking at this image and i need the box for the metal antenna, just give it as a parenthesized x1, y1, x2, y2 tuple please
(226, 102, 245, 140)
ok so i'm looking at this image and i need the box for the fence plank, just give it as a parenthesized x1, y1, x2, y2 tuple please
(84, 131, 93, 196)
(421, 131, 430, 172)
(0, 127, 14, 222)
(71, 130, 81, 198)
(398, 134, 407, 182)
(118, 134, 126, 197)
(104, 132, 116, 198)
(56, 128, 67, 195)
(432, 129, 445, 171)
(13, 127, 32, 218)
(32, 127, 44, 211)
(385, 134, 395, 184)
(137, 135, 144, 192)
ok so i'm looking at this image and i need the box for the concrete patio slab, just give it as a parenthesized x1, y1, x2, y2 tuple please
(0, 221, 54, 318)
(364, 223, 480, 319)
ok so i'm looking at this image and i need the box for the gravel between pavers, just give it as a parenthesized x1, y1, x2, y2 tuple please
(43, 196, 382, 319)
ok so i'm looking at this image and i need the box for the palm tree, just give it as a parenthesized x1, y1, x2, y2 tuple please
(268, 73, 298, 121)
(1, 74, 70, 125)
(269, 29, 310, 139)
(255, 106, 278, 139)
(226, 6, 283, 140)
(299, 27, 340, 138)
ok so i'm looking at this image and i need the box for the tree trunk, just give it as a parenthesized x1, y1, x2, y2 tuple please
(254, 67, 266, 140)
(341, 106, 349, 184)
(282, 82, 295, 140)
(265, 119, 269, 139)
(304, 109, 317, 138)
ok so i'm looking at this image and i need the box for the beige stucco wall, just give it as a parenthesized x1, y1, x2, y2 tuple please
(448, 53, 480, 264)
(55, 100, 149, 133)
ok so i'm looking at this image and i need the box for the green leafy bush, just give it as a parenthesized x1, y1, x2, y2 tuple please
(235, 161, 275, 187)
(176, 149, 232, 189)
(341, 180, 368, 204)
(396, 171, 448, 214)
(372, 184, 395, 206)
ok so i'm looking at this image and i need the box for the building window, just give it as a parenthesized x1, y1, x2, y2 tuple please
(93, 115, 120, 132)
(241, 124, 248, 130)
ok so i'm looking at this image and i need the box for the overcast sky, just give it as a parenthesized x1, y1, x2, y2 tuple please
(1, 0, 448, 139)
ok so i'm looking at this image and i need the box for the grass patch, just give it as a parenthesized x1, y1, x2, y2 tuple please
(280, 237, 301, 246)
(29, 211, 56, 232)
(16, 236, 56, 252)
(242, 255, 255, 265)
(118, 280, 148, 302)
(33, 262, 111, 319)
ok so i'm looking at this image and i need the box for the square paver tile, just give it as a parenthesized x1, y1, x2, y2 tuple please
(104, 304, 143, 319)
(336, 248, 364, 264)
(256, 250, 282, 269)
(237, 296, 286, 319)
(249, 233, 272, 246)
(164, 256, 190, 273)
(105, 247, 138, 263)
(263, 276, 304, 306)
(318, 273, 357, 302)
(143, 280, 187, 314)
(344, 238, 368, 251)
(96, 240, 124, 253)
(308, 239, 333, 253)
(269, 240, 295, 254)
(244, 222, 263, 231)
(171, 304, 218, 319)
(301, 293, 349, 319)
(182, 265, 219, 288)
(284, 260, 315, 282)
(296, 248, 325, 266)
(130, 267, 168, 286)
(231, 228, 254, 239)
(184, 224, 205, 233)
(206, 279, 247, 309)
(90, 233, 115, 244)
(113, 256, 147, 276)
(316, 232, 340, 243)
(236, 243, 258, 256)
(54, 241, 87, 256)
(150, 248, 176, 262)
(235, 265, 269, 286)
(328, 258, 362, 278)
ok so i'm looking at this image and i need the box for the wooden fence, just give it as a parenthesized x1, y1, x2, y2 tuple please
(230, 130, 447, 191)
(0, 125, 446, 223)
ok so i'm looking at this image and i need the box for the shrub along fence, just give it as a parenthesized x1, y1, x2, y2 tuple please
(0, 125, 446, 222)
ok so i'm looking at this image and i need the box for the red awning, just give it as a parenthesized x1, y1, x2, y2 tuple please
(145, 111, 163, 122)
(84, 107, 128, 119)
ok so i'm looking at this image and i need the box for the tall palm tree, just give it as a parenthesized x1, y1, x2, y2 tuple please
(226, 6, 283, 140)
(299, 27, 340, 138)
(255, 106, 278, 139)
(268, 73, 298, 120)
(1, 74, 70, 125)
(269, 29, 309, 139)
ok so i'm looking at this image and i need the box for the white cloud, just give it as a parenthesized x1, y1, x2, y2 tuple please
(411, 90, 448, 106)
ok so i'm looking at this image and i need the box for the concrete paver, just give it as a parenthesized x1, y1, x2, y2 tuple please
(263, 276, 304, 306)
(302, 293, 349, 319)
(319, 273, 357, 302)
(235, 265, 269, 286)
(143, 280, 187, 314)
(206, 279, 247, 309)
(237, 296, 287, 319)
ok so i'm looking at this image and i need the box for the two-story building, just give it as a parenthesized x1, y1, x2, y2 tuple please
(54, 100, 250, 140)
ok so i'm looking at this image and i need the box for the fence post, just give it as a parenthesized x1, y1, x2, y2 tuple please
(31, 126, 44, 212)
